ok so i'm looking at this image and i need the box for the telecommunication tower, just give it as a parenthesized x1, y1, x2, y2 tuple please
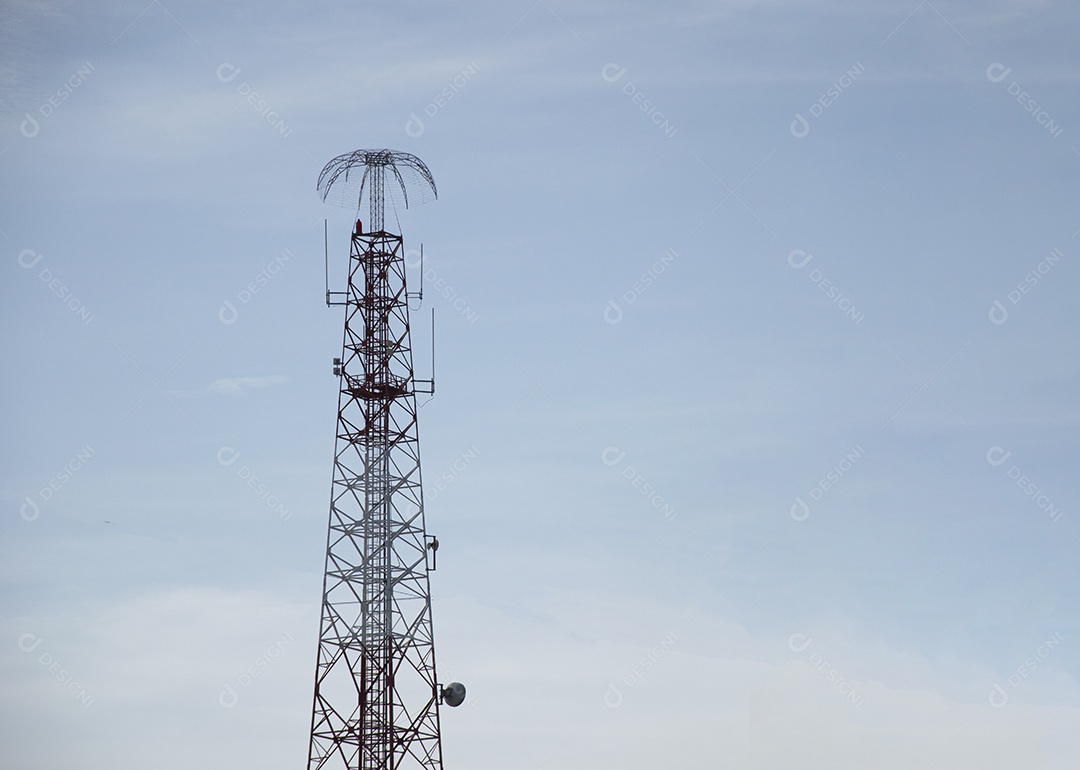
(307, 149, 465, 770)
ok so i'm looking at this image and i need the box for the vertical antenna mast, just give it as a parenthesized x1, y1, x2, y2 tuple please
(310, 149, 463, 770)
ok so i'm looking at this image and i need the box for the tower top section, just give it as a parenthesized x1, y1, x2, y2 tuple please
(317, 149, 437, 232)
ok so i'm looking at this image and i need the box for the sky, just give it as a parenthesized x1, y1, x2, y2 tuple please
(1, 0, 1079, 767)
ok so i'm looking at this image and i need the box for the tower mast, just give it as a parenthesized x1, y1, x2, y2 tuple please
(308, 149, 463, 770)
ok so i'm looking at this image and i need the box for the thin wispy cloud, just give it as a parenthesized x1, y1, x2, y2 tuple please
(206, 375, 289, 396)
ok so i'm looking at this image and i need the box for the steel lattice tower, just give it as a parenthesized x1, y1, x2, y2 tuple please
(308, 149, 464, 770)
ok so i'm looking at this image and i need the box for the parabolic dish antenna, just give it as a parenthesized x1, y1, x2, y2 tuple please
(441, 682, 467, 708)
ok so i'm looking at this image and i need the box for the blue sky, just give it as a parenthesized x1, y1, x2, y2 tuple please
(2, 1, 1079, 767)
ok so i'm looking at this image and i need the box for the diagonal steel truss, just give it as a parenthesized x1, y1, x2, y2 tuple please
(307, 224, 444, 770)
